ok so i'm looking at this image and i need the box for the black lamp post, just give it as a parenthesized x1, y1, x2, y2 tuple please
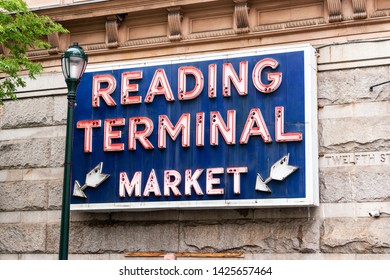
(59, 42, 88, 260)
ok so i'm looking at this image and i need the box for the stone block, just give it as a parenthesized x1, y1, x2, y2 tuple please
(0, 224, 46, 253)
(47, 180, 63, 209)
(23, 168, 63, 181)
(319, 116, 390, 153)
(180, 219, 320, 253)
(254, 207, 314, 219)
(318, 101, 390, 120)
(69, 254, 112, 260)
(0, 169, 23, 182)
(20, 211, 50, 224)
(356, 254, 390, 260)
(320, 166, 390, 203)
(352, 166, 390, 201)
(46, 222, 179, 254)
(319, 203, 356, 218)
(246, 253, 356, 260)
(319, 167, 353, 203)
(108, 253, 128, 260)
(53, 95, 67, 125)
(0, 254, 19, 260)
(71, 212, 111, 222)
(1, 97, 54, 129)
(49, 137, 65, 167)
(321, 218, 390, 253)
(46, 211, 61, 223)
(179, 209, 253, 221)
(318, 66, 390, 106)
(0, 212, 21, 224)
(0, 126, 65, 142)
(0, 139, 52, 169)
(319, 202, 390, 219)
(109, 211, 177, 222)
(14, 72, 66, 93)
(20, 254, 57, 260)
(0, 181, 48, 211)
(0, 137, 65, 169)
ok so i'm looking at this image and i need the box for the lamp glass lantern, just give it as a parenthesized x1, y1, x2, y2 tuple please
(61, 42, 88, 91)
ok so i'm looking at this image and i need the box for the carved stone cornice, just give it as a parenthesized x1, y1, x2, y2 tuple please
(23, 0, 390, 62)
(352, 0, 367, 20)
(253, 18, 325, 32)
(47, 32, 60, 54)
(185, 29, 235, 40)
(106, 15, 125, 48)
(121, 37, 170, 47)
(326, 0, 343, 23)
(167, 7, 182, 41)
(371, 10, 388, 18)
(234, 0, 250, 34)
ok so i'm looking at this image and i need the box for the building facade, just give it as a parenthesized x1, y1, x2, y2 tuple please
(1, 0, 390, 259)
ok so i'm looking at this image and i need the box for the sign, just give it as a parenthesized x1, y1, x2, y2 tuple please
(320, 151, 390, 167)
(70, 44, 319, 211)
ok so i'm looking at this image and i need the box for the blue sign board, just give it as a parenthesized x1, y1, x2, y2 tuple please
(70, 45, 318, 211)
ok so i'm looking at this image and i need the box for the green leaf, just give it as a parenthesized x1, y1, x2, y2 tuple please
(0, 0, 69, 104)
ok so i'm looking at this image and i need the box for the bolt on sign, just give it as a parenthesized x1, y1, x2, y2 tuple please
(70, 44, 319, 211)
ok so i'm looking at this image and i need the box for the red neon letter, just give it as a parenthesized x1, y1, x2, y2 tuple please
(104, 118, 125, 151)
(121, 71, 142, 105)
(196, 112, 205, 147)
(92, 74, 117, 107)
(210, 110, 236, 145)
(222, 61, 248, 96)
(77, 120, 101, 153)
(227, 167, 248, 195)
(158, 114, 190, 149)
(206, 168, 224, 195)
(164, 170, 182, 196)
(119, 172, 142, 197)
(143, 169, 162, 197)
(178, 66, 204, 100)
(128, 117, 154, 150)
(275, 106, 302, 142)
(145, 69, 174, 103)
(253, 58, 282, 93)
(208, 64, 217, 98)
(185, 169, 204, 196)
(240, 108, 272, 143)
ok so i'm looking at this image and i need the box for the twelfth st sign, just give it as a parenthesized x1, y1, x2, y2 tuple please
(70, 44, 319, 211)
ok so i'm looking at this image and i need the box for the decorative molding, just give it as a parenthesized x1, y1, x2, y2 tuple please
(326, 0, 343, 23)
(167, 7, 182, 41)
(371, 10, 388, 18)
(27, 50, 49, 57)
(185, 29, 235, 40)
(254, 18, 325, 32)
(19, 1, 390, 62)
(285, 18, 325, 28)
(47, 32, 60, 54)
(234, 0, 250, 34)
(254, 23, 284, 32)
(84, 43, 107, 51)
(106, 15, 125, 48)
(352, 0, 367, 19)
(121, 37, 170, 47)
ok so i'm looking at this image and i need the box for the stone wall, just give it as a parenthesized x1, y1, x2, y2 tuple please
(1, 41, 390, 260)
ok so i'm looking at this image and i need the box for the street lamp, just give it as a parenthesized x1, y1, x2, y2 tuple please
(59, 42, 88, 260)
